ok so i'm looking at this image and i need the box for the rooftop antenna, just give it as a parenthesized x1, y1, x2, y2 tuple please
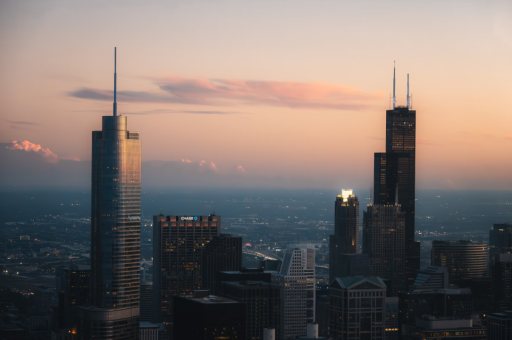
(407, 74, 410, 109)
(113, 47, 117, 116)
(393, 61, 396, 109)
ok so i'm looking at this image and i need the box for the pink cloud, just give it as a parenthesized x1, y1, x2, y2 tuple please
(236, 165, 246, 173)
(199, 160, 206, 167)
(209, 162, 217, 171)
(70, 75, 383, 111)
(6, 140, 58, 163)
(181, 158, 192, 163)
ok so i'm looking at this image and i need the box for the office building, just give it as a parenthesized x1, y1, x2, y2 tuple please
(459, 277, 492, 315)
(152, 214, 220, 322)
(261, 259, 282, 272)
(486, 310, 512, 340)
(373, 71, 420, 288)
(81, 48, 141, 340)
(398, 288, 474, 327)
(329, 189, 359, 283)
(201, 234, 242, 292)
(293, 323, 330, 339)
(139, 322, 158, 340)
(363, 204, 406, 296)
(489, 223, 512, 260)
(315, 292, 330, 337)
(490, 253, 512, 312)
(403, 316, 486, 339)
(337, 254, 370, 278)
(329, 276, 386, 340)
(140, 281, 153, 322)
(214, 268, 272, 295)
(173, 291, 246, 340)
(409, 266, 449, 291)
(34, 286, 54, 312)
(385, 297, 399, 340)
(272, 245, 315, 340)
(221, 281, 280, 340)
(431, 240, 487, 286)
(59, 265, 90, 329)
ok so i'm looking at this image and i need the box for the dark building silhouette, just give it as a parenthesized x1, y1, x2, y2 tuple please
(140, 281, 153, 322)
(398, 288, 474, 328)
(329, 277, 386, 340)
(173, 291, 246, 340)
(337, 254, 370, 278)
(363, 204, 406, 296)
(152, 215, 220, 322)
(486, 310, 512, 340)
(329, 189, 359, 283)
(214, 268, 272, 296)
(489, 223, 512, 260)
(315, 294, 330, 337)
(385, 297, 399, 340)
(373, 102, 420, 288)
(59, 265, 90, 330)
(459, 277, 492, 315)
(409, 266, 449, 291)
(490, 253, 512, 312)
(431, 240, 487, 286)
(201, 234, 242, 292)
(403, 316, 486, 340)
(221, 281, 280, 340)
(81, 48, 141, 340)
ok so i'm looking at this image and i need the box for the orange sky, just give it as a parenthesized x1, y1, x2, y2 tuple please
(1, 0, 511, 190)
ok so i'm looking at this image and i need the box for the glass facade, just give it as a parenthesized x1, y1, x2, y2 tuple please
(91, 115, 141, 309)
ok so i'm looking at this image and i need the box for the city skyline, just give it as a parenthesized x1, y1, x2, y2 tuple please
(1, 0, 512, 191)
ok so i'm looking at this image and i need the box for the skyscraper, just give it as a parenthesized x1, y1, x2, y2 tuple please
(490, 253, 512, 312)
(489, 223, 512, 260)
(272, 245, 315, 340)
(81, 48, 141, 340)
(152, 214, 221, 322)
(373, 67, 419, 287)
(329, 189, 359, 283)
(363, 204, 406, 296)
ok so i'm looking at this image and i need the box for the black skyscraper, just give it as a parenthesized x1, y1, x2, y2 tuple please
(373, 69, 419, 287)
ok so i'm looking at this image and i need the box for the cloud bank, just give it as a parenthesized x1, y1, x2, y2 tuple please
(69, 75, 383, 111)
(6, 140, 58, 163)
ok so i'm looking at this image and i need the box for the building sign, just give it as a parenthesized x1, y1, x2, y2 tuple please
(180, 216, 198, 221)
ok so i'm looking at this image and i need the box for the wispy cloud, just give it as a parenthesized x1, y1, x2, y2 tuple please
(68, 75, 383, 111)
(7, 120, 40, 126)
(6, 140, 58, 163)
(125, 109, 248, 115)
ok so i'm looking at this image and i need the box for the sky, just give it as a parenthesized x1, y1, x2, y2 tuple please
(1, 0, 511, 190)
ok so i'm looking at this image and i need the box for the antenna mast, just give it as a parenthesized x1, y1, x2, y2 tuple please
(407, 74, 410, 109)
(113, 47, 117, 116)
(393, 61, 396, 109)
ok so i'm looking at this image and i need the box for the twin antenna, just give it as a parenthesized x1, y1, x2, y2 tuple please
(113, 47, 117, 116)
(392, 61, 412, 110)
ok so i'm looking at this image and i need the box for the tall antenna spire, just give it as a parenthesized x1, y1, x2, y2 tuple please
(407, 74, 410, 109)
(393, 61, 396, 109)
(113, 47, 117, 116)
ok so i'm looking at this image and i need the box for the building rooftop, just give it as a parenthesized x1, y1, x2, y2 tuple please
(184, 294, 239, 305)
(332, 276, 386, 289)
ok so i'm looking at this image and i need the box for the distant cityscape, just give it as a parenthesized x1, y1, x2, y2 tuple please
(1, 51, 511, 340)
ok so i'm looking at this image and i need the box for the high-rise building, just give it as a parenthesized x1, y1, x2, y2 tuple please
(173, 291, 246, 340)
(272, 245, 315, 340)
(490, 253, 512, 312)
(329, 189, 359, 283)
(329, 276, 387, 340)
(81, 48, 141, 340)
(459, 277, 492, 315)
(385, 297, 399, 340)
(337, 254, 370, 278)
(489, 223, 512, 260)
(140, 282, 153, 322)
(152, 214, 220, 322)
(486, 310, 512, 340)
(221, 281, 280, 340)
(201, 234, 242, 292)
(431, 240, 487, 286)
(373, 69, 419, 288)
(363, 204, 406, 296)
(59, 265, 90, 329)
(214, 268, 273, 295)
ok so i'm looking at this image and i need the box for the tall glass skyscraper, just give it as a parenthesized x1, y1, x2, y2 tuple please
(80, 48, 141, 340)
